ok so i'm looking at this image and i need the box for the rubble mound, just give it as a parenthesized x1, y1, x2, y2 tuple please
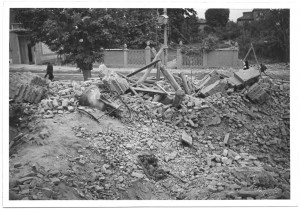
(9, 72, 48, 103)
(8, 65, 290, 200)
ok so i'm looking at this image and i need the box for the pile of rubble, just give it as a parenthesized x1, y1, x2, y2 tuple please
(8, 62, 290, 200)
(9, 72, 48, 103)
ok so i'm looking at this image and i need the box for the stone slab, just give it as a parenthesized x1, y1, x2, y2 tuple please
(234, 68, 260, 85)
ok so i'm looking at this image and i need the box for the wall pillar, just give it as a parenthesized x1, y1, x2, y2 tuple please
(16, 35, 21, 64)
(123, 44, 128, 68)
(145, 41, 151, 65)
(176, 41, 183, 69)
(34, 43, 42, 65)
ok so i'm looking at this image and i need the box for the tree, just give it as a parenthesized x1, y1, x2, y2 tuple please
(205, 9, 229, 27)
(236, 9, 290, 62)
(13, 8, 202, 80)
(14, 8, 124, 80)
(263, 9, 290, 62)
(161, 8, 198, 44)
(213, 21, 241, 41)
(115, 9, 160, 48)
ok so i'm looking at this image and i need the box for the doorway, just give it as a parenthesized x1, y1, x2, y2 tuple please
(27, 44, 34, 64)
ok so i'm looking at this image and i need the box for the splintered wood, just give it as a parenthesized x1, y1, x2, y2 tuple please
(107, 56, 194, 108)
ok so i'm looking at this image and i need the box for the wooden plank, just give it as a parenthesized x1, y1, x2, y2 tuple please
(160, 65, 181, 91)
(117, 72, 136, 83)
(179, 72, 191, 95)
(129, 86, 141, 98)
(132, 87, 174, 95)
(156, 61, 161, 81)
(126, 60, 160, 78)
(155, 83, 171, 95)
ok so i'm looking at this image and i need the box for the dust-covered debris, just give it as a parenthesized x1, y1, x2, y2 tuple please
(9, 63, 290, 200)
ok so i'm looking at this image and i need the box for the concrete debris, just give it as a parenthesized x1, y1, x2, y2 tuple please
(9, 63, 290, 200)
(102, 73, 130, 95)
(234, 68, 260, 86)
(9, 72, 48, 103)
(246, 83, 269, 104)
(181, 130, 193, 146)
(78, 85, 106, 110)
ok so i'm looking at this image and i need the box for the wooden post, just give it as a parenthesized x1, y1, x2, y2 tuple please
(187, 79, 193, 93)
(145, 41, 151, 65)
(151, 47, 161, 81)
(172, 89, 185, 108)
(123, 44, 128, 68)
(156, 61, 161, 81)
(179, 72, 191, 94)
(138, 47, 164, 83)
(160, 65, 181, 91)
(176, 41, 183, 69)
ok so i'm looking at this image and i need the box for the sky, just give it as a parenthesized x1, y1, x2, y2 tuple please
(195, 9, 253, 21)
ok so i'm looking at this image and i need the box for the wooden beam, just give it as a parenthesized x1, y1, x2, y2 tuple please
(195, 70, 216, 90)
(179, 72, 191, 95)
(160, 65, 181, 91)
(155, 83, 171, 96)
(156, 61, 161, 81)
(126, 60, 160, 78)
(187, 79, 194, 93)
(117, 72, 136, 83)
(129, 86, 141, 98)
(132, 87, 174, 95)
(138, 47, 164, 82)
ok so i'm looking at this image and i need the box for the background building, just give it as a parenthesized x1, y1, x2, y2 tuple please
(9, 9, 57, 65)
(237, 9, 270, 26)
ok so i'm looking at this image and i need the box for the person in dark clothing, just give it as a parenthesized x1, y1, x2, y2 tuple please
(260, 63, 268, 76)
(44, 63, 54, 81)
(243, 60, 249, 70)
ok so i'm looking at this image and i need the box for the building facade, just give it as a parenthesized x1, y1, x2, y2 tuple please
(237, 9, 270, 26)
(9, 10, 57, 65)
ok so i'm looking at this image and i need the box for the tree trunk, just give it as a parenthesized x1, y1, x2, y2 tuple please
(82, 70, 92, 81)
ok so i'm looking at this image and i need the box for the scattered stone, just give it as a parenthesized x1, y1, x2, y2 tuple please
(118, 176, 124, 183)
(17, 177, 34, 184)
(14, 162, 22, 168)
(62, 99, 69, 109)
(222, 149, 228, 157)
(181, 130, 193, 146)
(95, 185, 103, 192)
(78, 159, 86, 166)
(68, 106, 75, 112)
(207, 185, 218, 193)
(131, 172, 144, 179)
(41, 187, 53, 198)
(223, 133, 230, 145)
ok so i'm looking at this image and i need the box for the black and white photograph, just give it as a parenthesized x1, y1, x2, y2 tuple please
(1, 1, 299, 208)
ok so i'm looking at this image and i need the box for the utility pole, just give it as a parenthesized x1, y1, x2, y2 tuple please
(163, 8, 168, 66)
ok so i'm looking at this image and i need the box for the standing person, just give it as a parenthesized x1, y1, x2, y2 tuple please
(260, 63, 268, 76)
(243, 60, 249, 70)
(44, 62, 54, 81)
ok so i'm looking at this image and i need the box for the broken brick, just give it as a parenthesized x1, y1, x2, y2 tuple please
(181, 130, 193, 146)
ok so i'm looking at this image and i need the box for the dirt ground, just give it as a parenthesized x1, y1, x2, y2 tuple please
(8, 64, 290, 201)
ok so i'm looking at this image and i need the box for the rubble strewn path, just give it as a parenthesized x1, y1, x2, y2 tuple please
(9, 64, 290, 200)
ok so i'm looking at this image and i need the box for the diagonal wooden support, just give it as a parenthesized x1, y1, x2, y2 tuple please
(159, 65, 181, 91)
(126, 60, 160, 78)
(179, 72, 191, 95)
(138, 47, 164, 83)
